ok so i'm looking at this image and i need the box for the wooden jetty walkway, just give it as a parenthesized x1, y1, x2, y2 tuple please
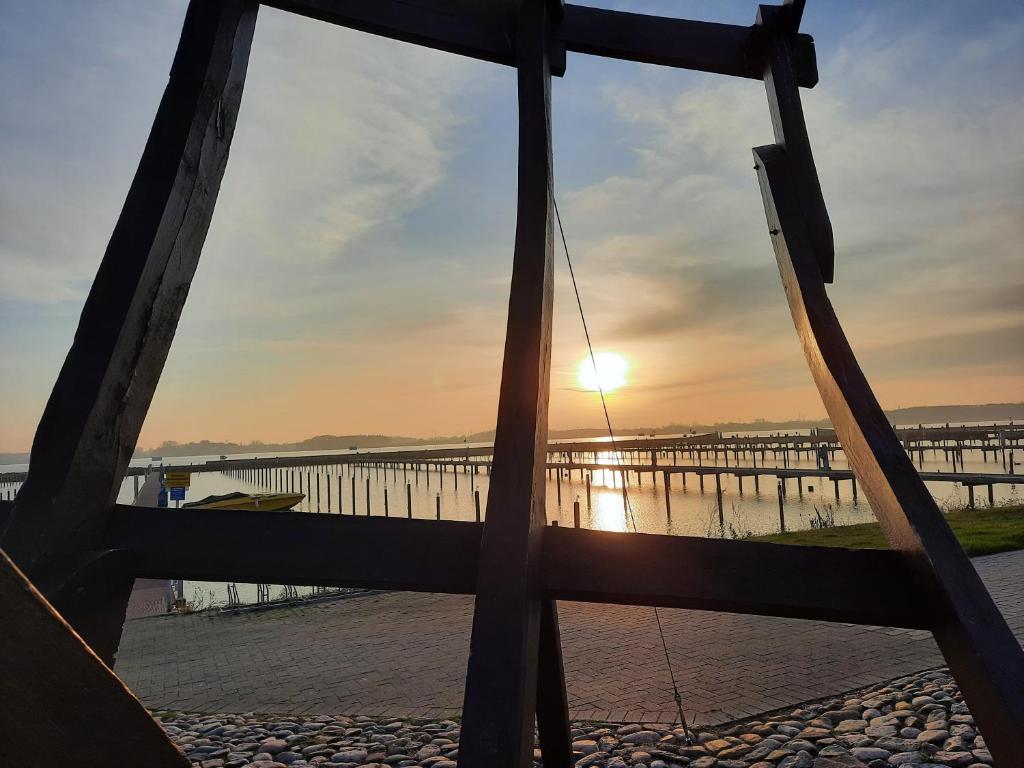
(2, 425, 1019, 512)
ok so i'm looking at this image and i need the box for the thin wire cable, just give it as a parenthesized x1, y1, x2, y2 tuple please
(553, 195, 693, 742)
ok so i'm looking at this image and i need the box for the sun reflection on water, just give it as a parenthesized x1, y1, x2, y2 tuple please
(591, 490, 628, 533)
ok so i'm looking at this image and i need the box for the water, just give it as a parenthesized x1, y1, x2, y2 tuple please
(2, 425, 1019, 609)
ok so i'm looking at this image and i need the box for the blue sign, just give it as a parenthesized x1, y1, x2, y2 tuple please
(170, 487, 186, 501)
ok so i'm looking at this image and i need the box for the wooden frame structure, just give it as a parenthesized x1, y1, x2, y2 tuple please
(1, 1, 1021, 765)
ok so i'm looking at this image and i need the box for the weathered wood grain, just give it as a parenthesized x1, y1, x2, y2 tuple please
(758, 4, 833, 281)
(753, 143, 1024, 763)
(459, 0, 558, 762)
(0, 0, 258, 662)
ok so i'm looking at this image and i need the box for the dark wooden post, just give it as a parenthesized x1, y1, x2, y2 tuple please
(0, 0, 258, 664)
(663, 471, 672, 519)
(754, 143, 1024, 761)
(777, 480, 786, 532)
(715, 473, 724, 528)
(460, 0, 565, 763)
(536, 598, 572, 768)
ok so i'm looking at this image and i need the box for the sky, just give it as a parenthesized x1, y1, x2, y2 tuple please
(1, 0, 1022, 452)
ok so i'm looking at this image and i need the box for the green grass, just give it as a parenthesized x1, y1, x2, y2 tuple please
(750, 503, 1024, 557)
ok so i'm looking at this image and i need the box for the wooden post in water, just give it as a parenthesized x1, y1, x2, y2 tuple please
(777, 479, 786, 532)
(585, 474, 591, 509)
(316, 473, 321, 512)
(474, 489, 481, 522)
(407, 483, 412, 518)
(436, 493, 441, 520)
(384, 486, 389, 517)
(351, 476, 356, 516)
(337, 476, 342, 514)
(573, 499, 581, 528)
(852, 477, 858, 502)
(366, 477, 370, 516)
(715, 473, 724, 528)
(663, 471, 672, 520)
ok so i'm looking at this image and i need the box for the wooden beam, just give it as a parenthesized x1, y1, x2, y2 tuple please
(260, 0, 819, 85)
(542, 525, 930, 629)
(460, 0, 557, 762)
(0, 547, 187, 767)
(758, 4, 833, 280)
(753, 143, 1024, 763)
(560, 4, 818, 86)
(536, 600, 572, 768)
(0, 0, 258, 663)
(105, 504, 482, 594)
(102, 503, 935, 630)
(260, 0, 538, 71)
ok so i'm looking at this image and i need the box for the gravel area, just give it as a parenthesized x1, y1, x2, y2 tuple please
(160, 667, 998, 768)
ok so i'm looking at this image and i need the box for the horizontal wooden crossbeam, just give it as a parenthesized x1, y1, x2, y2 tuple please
(99, 504, 929, 628)
(261, 0, 818, 85)
(104, 504, 482, 594)
(560, 5, 817, 85)
(542, 524, 930, 628)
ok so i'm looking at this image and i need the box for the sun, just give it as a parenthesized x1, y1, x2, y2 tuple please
(578, 352, 628, 393)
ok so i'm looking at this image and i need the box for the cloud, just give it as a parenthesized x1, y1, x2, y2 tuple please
(551, 7, 1024, 392)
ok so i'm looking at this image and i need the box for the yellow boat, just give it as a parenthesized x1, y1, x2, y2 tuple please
(182, 491, 304, 511)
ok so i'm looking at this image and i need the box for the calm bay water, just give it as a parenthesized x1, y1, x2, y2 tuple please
(2, 425, 1019, 608)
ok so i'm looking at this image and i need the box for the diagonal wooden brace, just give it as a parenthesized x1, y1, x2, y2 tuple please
(753, 143, 1024, 766)
(757, 3, 834, 282)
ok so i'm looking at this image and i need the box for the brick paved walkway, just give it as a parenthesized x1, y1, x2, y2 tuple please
(115, 549, 1024, 725)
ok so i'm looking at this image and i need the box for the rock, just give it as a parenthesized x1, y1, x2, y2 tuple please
(887, 753, 923, 766)
(575, 753, 608, 767)
(746, 739, 783, 760)
(864, 726, 896, 738)
(717, 744, 752, 760)
(822, 710, 863, 724)
(916, 730, 948, 745)
(778, 752, 814, 768)
(834, 721, 868, 735)
(702, 739, 732, 754)
(850, 748, 891, 762)
(689, 757, 717, 768)
(261, 739, 289, 755)
(813, 756, 867, 768)
(797, 728, 832, 741)
(931, 752, 974, 767)
(332, 749, 368, 763)
(622, 731, 661, 745)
